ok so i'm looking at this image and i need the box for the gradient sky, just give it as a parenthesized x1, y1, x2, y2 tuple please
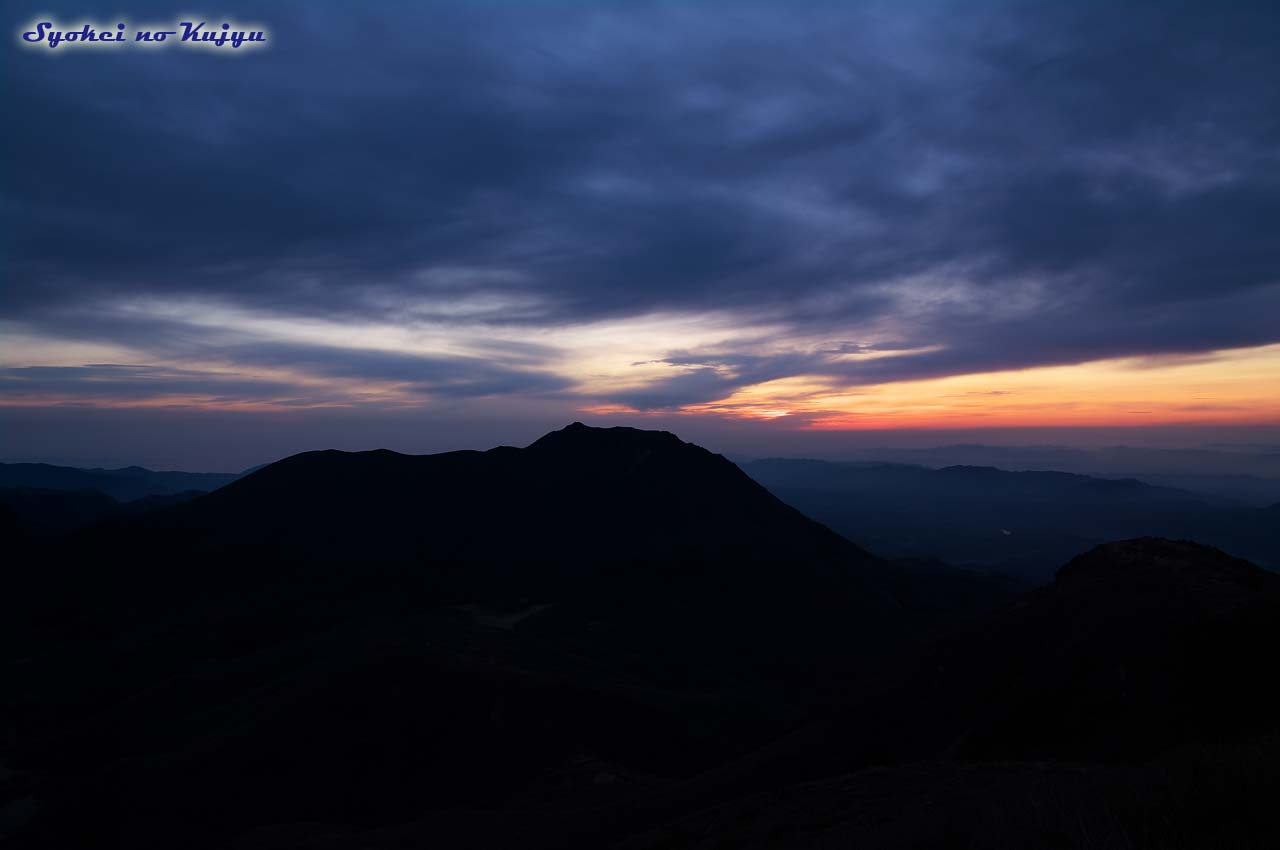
(3, 1, 1279, 469)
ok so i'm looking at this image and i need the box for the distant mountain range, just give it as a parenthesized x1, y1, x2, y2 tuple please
(0, 462, 240, 502)
(9, 449, 1278, 581)
(742, 457, 1280, 578)
(3, 424, 1278, 849)
(764, 443, 1280, 506)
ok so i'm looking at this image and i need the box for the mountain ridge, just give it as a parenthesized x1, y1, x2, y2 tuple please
(6, 426, 1277, 850)
(0, 461, 240, 502)
(742, 456, 1280, 577)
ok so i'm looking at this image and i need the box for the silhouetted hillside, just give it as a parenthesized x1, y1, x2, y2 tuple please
(743, 458, 1280, 578)
(0, 487, 120, 536)
(1, 424, 1014, 850)
(0, 486, 210, 540)
(791, 444, 1280, 504)
(865, 538, 1280, 763)
(5, 429, 1276, 849)
(157, 422, 868, 569)
(615, 539, 1280, 849)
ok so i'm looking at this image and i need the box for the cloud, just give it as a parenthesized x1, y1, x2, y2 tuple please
(2, 0, 1279, 418)
(0, 364, 308, 406)
(221, 342, 573, 398)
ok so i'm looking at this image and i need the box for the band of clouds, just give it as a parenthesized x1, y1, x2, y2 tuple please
(3, 0, 1279, 417)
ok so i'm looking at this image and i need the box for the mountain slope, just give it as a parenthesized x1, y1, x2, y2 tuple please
(883, 537, 1280, 763)
(731, 538, 1280, 786)
(2, 424, 1016, 850)
(0, 486, 211, 540)
(7, 429, 1276, 849)
(0, 487, 120, 536)
(612, 538, 1280, 849)
(117, 537, 1280, 850)
(158, 422, 867, 569)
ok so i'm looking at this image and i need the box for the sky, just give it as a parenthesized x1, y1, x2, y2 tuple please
(3, 1, 1279, 469)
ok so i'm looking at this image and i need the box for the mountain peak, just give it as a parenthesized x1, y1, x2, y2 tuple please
(527, 421, 687, 455)
(149, 422, 867, 569)
(1053, 537, 1277, 616)
(1058, 537, 1271, 585)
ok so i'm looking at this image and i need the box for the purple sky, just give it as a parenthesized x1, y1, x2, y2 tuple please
(4, 1, 1279, 468)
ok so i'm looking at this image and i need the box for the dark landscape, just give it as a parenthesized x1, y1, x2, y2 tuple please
(3, 424, 1278, 849)
(6, 1, 1280, 846)
(743, 458, 1280, 579)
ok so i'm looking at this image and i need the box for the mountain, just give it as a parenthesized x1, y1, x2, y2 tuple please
(0, 487, 212, 540)
(7, 428, 1276, 849)
(742, 457, 1280, 578)
(795, 443, 1280, 501)
(0, 487, 121, 536)
(2, 424, 1015, 850)
(1116, 471, 1280, 507)
(851, 538, 1280, 764)
(0, 462, 240, 502)
(618, 538, 1280, 849)
(148, 422, 869, 568)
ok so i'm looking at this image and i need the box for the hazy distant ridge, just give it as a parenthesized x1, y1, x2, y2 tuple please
(0, 462, 240, 502)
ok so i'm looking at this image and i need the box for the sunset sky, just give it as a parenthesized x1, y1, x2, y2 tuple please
(4, 1, 1279, 469)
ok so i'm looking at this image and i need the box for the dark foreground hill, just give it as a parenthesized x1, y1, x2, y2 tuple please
(4, 428, 1277, 849)
(774, 538, 1280, 770)
(743, 457, 1280, 578)
(1, 424, 1013, 849)
(0, 487, 209, 538)
(619, 538, 1280, 849)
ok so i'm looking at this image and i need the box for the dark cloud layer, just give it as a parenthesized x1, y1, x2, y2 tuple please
(3, 0, 1279, 413)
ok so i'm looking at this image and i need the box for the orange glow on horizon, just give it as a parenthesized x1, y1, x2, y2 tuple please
(675, 343, 1280, 430)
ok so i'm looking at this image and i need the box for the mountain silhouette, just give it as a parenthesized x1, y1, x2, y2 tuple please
(705, 538, 1280, 797)
(152, 422, 869, 569)
(612, 538, 1280, 850)
(0, 486, 120, 536)
(3, 424, 1013, 849)
(5, 427, 1277, 850)
(864, 537, 1280, 764)
(0, 486, 212, 541)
